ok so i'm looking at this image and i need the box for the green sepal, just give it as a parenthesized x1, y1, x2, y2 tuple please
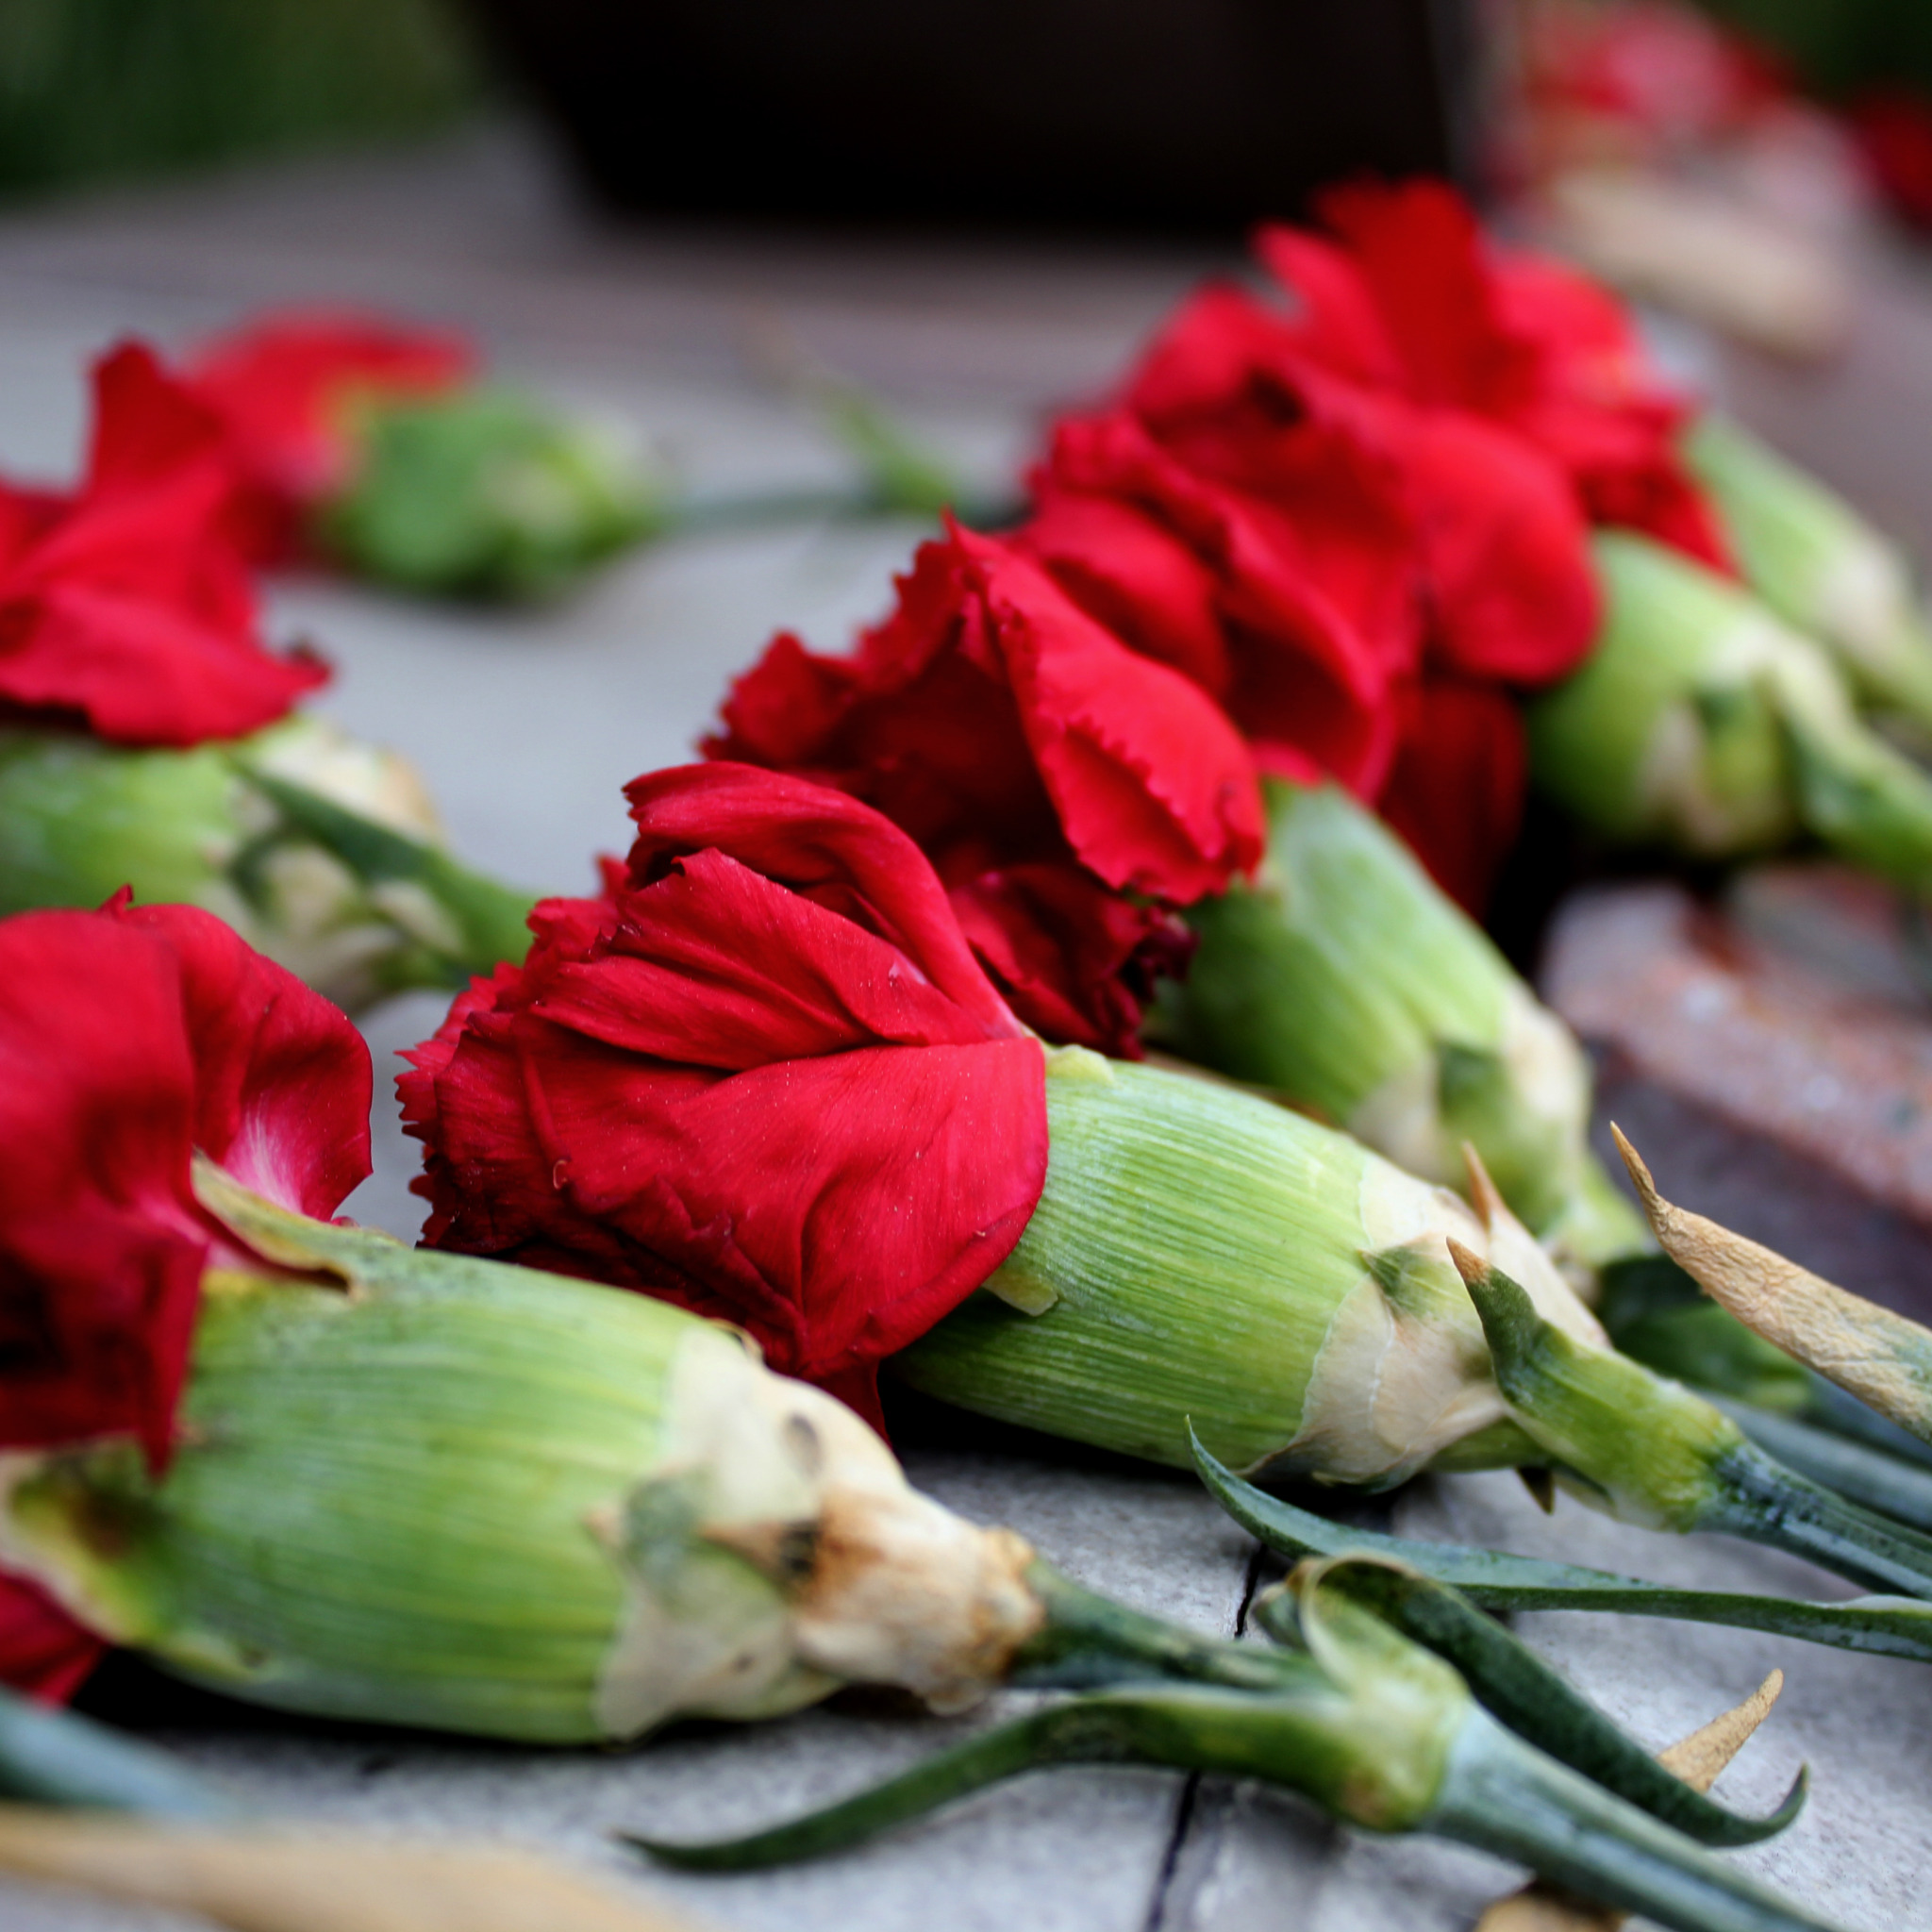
(1248, 1553, 1803, 1847)
(1455, 1246, 1744, 1532)
(0, 1688, 238, 1821)
(1191, 1433, 1932, 1665)
(1458, 1245, 1932, 1595)
(239, 764, 539, 990)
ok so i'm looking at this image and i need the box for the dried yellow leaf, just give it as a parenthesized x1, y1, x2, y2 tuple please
(1611, 1124, 1932, 1441)
(0, 1810, 710, 1932)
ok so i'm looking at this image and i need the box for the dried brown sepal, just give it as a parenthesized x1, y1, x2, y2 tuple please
(1462, 1141, 1509, 1234)
(0, 1809, 710, 1932)
(1611, 1124, 1932, 1441)
(1658, 1670, 1785, 1790)
(1473, 1671, 1786, 1932)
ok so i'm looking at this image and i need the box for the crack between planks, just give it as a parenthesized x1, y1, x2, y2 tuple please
(1140, 1541, 1271, 1932)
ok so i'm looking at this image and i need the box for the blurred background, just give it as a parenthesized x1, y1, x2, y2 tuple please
(3, 0, 1932, 232)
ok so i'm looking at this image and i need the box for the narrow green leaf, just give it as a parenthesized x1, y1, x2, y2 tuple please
(1253, 1557, 1803, 1847)
(1192, 1428, 1932, 1664)
(237, 766, 539, 985)
(0, 1688, 237, 1820)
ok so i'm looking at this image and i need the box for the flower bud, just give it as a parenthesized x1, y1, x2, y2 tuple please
(318, 388, 663, 599)
(0, 713, 531, 1010)
(1, 1172, 1043, 1744)
(1531, 531, 1932, 898)
(1154, 775, 1647, 1274)
(1685, 412, 1932, 737)
(894, 1046, 1607, 1487)
(1529, 531, 1835, 856)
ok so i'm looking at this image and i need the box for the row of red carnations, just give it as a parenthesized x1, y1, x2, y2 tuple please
(8, 174, 1932, 1759)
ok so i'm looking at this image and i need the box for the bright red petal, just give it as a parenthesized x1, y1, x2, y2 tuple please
(0, 911, 207, 1468)
(1375, 679, 1528, 914)
(1405, 409, 1600, 684)
(406, 782, 1054, 1396)
(950, 528, 1263, 903)
(625, 763, 1029, 1041)
(85, 343, 232, 497)
(0, 1574, 107, 1704)
(1313, 178, 1507, 408)
(114, 902, 372, 1219)
(528, 1028, 1048, 1383)
(1036, 410, 1405, 793)
(948, 862, 1191, 1058)
(1018, 491, 1231, 696)
(187, 310, 475, 504)
(1249, 225, 1408, 385)
(0, 579, 325, 746)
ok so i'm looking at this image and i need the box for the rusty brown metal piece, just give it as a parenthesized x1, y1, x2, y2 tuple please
(1541, 869, 1932, 1324)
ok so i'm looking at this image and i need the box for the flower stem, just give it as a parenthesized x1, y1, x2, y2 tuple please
(1718, 1399, 1932, 1535)
(1704, 1439, 1932, 1597)
(1192, 1435, 1932, 1666)
(1246, 1558, 1803, 1848)
(1430, 1709, 1844, 1932)
(631, 1682, 1845, 1932)
(1005, 1559, 1296, 1693)
(626, 1697, 1188, 1870)
(0, 1688, 237, 1821)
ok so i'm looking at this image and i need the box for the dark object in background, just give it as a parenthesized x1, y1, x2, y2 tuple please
(1700, 0, 1932, 105)
(469, 0, 1480, 232)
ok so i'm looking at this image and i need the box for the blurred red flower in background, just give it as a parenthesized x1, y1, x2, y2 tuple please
(0, 344, 325, 746)
(184, 309, 474, 563)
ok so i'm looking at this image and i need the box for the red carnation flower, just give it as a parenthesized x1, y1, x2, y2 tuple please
(0, 895, 372, 1698)
(402, 764, 1052, 1429)
(1020, 232, 1597, 912)
(706, 523, 1264, 1053)
(1257, 177, 1733, 569)
(0, 344, 327, 746)
(1850, 88, 1932, 234)
(1024, 404, 1407, 796)
(1376, 677, 1530, 915)
(184, 309, 474, 564)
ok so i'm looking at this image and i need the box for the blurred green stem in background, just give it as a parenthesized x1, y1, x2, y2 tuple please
(0, 0, 485, 200)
